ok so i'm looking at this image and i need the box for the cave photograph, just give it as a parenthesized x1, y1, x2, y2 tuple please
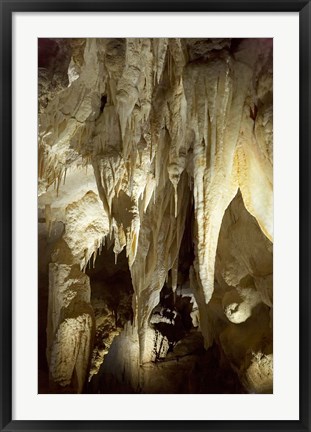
(38, 38, 273, 395)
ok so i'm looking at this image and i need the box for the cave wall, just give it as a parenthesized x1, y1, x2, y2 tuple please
(200, 191, 273, 393)
(38, 38, 273, 393)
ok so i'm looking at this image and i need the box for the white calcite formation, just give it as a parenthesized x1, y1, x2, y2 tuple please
(38, 38, 273, 393)
(46, 262, 95, 392)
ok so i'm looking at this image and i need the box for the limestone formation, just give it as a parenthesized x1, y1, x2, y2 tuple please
(38, 38, 273, 394)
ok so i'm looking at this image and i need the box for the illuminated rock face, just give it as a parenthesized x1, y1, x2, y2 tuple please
(38, 38, 273, 394)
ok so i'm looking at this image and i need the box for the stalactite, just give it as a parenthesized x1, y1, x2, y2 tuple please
(171, 257, 178, 293)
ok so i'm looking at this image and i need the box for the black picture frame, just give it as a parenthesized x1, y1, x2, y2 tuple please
(1, 1, 310, 431)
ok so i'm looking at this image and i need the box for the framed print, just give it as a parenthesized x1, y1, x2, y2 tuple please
(0, 0, 310, 431)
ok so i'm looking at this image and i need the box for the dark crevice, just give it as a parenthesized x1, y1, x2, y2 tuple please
(100, 95, 108, 113)
(85, 245, 134, 388)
